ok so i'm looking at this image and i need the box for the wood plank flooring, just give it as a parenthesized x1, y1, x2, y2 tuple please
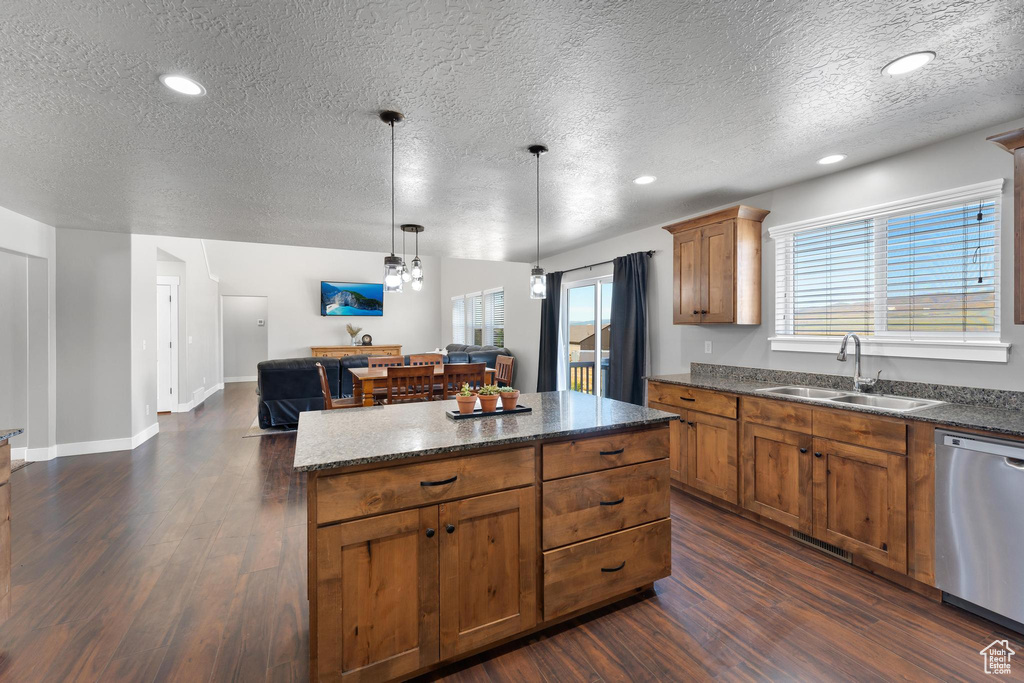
(0, 382, 1020, 681)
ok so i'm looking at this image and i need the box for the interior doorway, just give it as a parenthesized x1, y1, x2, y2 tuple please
(222, 295, 269, 383)
(156, 276, 180, 413)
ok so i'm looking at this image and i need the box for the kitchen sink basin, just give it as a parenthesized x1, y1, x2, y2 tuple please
(756, 386, 849, 400)
(826, 394, 944, 412)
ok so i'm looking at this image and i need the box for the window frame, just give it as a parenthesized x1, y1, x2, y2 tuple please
(451, 288, 504, 348)
(769, 179, 1009, 363)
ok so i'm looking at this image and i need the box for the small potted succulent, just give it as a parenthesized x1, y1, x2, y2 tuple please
(455, 383, 477, 415)
(476, 384, 500, 413)
(498, 385, 520, 410)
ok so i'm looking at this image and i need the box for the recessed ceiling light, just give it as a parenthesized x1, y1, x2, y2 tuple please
(633, 175, 657, 185)
(817, 154, 847, 165)
(881, 51, 935, 76)
(159, 74, 206, 96)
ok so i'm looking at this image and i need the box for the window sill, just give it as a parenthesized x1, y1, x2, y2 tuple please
(768, 336, 1010, 363)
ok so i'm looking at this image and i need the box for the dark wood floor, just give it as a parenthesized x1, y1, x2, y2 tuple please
(0, 383, 1020, 682)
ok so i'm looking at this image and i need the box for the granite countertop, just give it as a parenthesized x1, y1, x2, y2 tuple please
(648, 373, 1024, 439)
(0, 428, 23, 443)
(293, 391, 678, 471)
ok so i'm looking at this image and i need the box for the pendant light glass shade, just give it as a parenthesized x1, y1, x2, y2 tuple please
(401, 262, 412, 282)
(530, 266, 546, 299)
(383, 255, 403, 292)
(410, 256, 423, 279)
(411, 274, 423, 291)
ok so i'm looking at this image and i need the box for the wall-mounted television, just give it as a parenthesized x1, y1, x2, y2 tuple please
(320, 281, 384, 317)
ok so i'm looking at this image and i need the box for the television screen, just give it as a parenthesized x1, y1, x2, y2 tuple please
(320, 281, 384, 316)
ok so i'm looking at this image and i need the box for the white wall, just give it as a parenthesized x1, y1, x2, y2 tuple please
(0, 251, 28, 449)
(205, 240, 442, 359)
(223, 295, 268, 381)
(439, 257, 540, 393)
(539, 116, 1024, 392)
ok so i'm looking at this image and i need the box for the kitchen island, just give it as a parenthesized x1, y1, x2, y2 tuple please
(295, 391, 676, 682)
(0, 427, 20, 626)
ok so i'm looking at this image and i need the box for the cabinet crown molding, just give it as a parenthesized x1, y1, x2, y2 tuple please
(662, 205, 771, 234)
(987, 127, 1024, 153)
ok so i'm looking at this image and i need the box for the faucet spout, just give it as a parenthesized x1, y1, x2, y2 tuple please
(837, 333, 880, 392)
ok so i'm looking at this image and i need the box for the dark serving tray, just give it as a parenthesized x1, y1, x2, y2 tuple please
(445, 405, 533, 420)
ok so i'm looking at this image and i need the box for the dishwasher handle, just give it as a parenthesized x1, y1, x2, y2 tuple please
(1007, 458, 1024, 470)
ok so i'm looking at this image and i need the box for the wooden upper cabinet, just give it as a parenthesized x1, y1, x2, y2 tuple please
(664, 205, 769, 325)
(315, 507, 440, 682)
(987, 127, 1024, 324)
(439, 488, 536, 659)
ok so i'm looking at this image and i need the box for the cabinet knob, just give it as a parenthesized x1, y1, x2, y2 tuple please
(814, 452, 822, 458)
(799, 448, 808, 453)
(701, 310, 708, 315)
(687, 421, 695, 427)
(692, 310, 700, 315)
(425, 528, 435, 538)
(445, 524, 455, 534)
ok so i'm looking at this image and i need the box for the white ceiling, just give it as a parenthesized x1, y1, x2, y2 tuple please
(1, 1, 1022, 262)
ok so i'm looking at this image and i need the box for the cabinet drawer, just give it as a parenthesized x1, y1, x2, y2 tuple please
(316, 447, 535, 524)
(542, 459, 669, 550)
(543, 519, 671, 621)
(543, 427, 668, 480)
(812, 408, 907, 454)
(740, 396, 812, 433)
(648, 382, 737, 418)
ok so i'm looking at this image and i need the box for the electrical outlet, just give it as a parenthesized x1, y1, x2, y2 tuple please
(146, 404, 150, 416)
(704, 340, 713, 354)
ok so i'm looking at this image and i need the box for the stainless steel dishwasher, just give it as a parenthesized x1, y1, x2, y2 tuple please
(935, 429, 1024, 632)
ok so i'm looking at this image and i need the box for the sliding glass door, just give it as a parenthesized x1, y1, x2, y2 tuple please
(565, 276, 613, 396)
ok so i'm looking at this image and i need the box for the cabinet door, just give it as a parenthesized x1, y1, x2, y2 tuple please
(316, 507, 439, 682)
(686, 412, 738, 504)
(669, 414, 687, 485)
(812, 438, 907, 572)
(741, 424, 812, 533)
(673, 229, 702, 324)
(439, 487, 537, 659)
(700, 220, 736, 323)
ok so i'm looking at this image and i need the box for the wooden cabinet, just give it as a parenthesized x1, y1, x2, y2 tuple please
(439, 488, 536, 658)
(812, 438, 907, 572)
(740, 423, 813, 533)
(311, 344, 402, 359)
(315, 507, 440, 682)
(685, 411, 739, 504)
(663, 205, 768, 325)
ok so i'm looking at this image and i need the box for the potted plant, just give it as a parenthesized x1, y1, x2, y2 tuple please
(455, 383, 477, 415)
(498, 385, 520, 410)
(477, 384, 500, 413)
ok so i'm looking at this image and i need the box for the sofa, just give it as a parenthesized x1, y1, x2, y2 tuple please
(256, 345, 514, 428)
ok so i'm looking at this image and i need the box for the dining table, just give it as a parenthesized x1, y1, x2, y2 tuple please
(348, 365, 497, 407)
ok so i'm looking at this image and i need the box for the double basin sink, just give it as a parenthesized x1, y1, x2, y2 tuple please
(755, 385, 944, 413)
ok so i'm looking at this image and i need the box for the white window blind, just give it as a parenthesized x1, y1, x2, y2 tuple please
(771, 180, 1006, 361)
(452, 289, 505, 347)
(451, 296, 466, 345)
(469, 293, 483, 345)
(483, 288, 505, 347)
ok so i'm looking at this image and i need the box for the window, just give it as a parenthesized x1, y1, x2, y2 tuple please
(451, 288, 504, 347)
(563, 276, 613, 395)
(771, 180, 1007, 362)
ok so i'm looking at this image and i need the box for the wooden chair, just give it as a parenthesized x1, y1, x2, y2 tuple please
(368, 355, 404, 368)
(441, 362, 487, 399)
(495, 355, 514, 387)
(315, 362, 362, 410)
(408, 353, 443, 366)
(385, 365, 436, 404)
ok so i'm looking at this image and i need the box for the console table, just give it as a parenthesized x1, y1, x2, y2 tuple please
(311, 344, 402, 359)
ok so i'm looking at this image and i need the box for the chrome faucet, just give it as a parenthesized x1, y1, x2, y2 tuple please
(837, 333, 881, 392)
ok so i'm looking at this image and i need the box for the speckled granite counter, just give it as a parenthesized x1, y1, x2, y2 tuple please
(648, 369, 1024, 439)
(294, 391, 678, 471)
(0, 428, 23, 443)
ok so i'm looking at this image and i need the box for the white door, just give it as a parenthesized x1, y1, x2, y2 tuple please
(156, 280, 179, 412)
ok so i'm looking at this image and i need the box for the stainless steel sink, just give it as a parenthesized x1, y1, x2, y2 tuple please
(826, 394, 944, 412)
(756, 386, 849, 400)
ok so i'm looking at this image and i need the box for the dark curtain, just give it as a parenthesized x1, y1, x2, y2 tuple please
(536, 271, 563, 392)
(607, 252, 651, 405)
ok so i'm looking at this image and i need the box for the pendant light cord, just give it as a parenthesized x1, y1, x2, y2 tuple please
(390, 121, 396, 256)
(535, 151, 540, 267)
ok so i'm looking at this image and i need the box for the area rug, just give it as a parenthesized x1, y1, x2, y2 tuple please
(11, 459, 28, 473)
(243, 416, 296, 438)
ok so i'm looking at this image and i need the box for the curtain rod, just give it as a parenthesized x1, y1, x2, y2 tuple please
(559, 250, 655, 275)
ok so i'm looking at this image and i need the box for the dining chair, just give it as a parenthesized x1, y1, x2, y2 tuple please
(441, 362, 487, 399)
(368, 355, 405, 368)
(385, 365, 436, 404)
(495, 355, 514, 387)
(315, 362, 362, 410)
(409, 353, 444, 366)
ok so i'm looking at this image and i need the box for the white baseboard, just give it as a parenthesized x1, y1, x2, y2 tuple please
(224, 376, 257, 383)
(10, 447, 26, 461)
(32, 422, 161, 460)
(173, 382, 224, 413)
(133, 421, 160, 448)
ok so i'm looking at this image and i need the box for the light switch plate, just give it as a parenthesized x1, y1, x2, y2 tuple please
(704, 341, 713, 354)
(257, 319, 265, 327)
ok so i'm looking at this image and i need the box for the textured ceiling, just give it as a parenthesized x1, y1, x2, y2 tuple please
(1, 1, 1023, 262)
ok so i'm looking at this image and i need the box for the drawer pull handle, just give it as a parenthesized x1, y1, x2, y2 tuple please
(679, 396, 696, 402)
(600, 448, 625, 456)
(601, 561, 626, 573)
(420, 475, 458, 487)
(599, 497, 625, 506)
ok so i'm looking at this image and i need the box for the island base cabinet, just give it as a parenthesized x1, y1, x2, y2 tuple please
(439, 488, 537, 659)
(315, 507, 440, 682)
(812, 438, 907, 572)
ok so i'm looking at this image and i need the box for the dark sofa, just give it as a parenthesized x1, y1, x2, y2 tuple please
(256, 344, 513, 428)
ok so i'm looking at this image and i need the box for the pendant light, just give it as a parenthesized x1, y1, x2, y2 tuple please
(528, 144, 548, 299)
(401, 224, 425, 291)
(380, 110, 405, 293)
(400, 227, 412, 283)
